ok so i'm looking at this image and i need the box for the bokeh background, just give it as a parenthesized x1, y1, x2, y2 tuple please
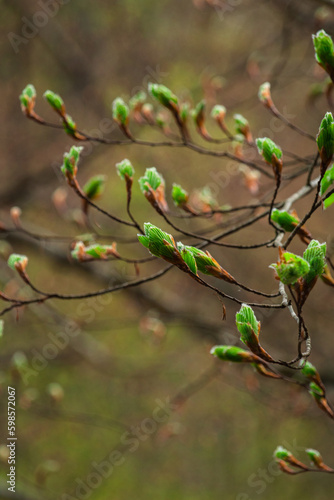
(1, 0, 334, 499)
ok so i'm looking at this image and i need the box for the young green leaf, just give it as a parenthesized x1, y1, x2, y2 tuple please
(43, 90, 65, 113)
(316, 112, 334, 166)
(303, 240, 326, 283)
(83, 175, 106, 200)
(313, 30, 334, 76)
(7, 253, 28, 272)
(210, 345, 254, 363)
(112, 97, 129, 125)
(271, 209, 299, 232)
(172, 184, 189, 207)
(138, 167, 164, 193)
(116, 159, 135, 180)
(61, 146, 84, 178)
(256, 137, 282, 164)
(148, 83, 178, 109)
(236, 304, 260, 344)
(270, 251, 310, 285)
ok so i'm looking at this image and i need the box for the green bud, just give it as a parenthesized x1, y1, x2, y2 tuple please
(320, 163, 334, 196)
(303, 240, 326, 283)
(256, 137, 282, 164)
(177, 244, 197, 275)
(129, 91, 146, 110)
(112, 97, 129, 125)
(211, 104, 226, 120)
(274, 446, 291, 460)
(71, 242, 117, 261)
(139, 167, 164, 193)
(258, 82, 271, 105)
(180, 102, 190, 122)
(63, 114, 77, 136)
(309, 381, 324, 400)
(148, 83, 178, 109)
(7, 253, 28, 272)
(183, 246, 217, 275)
(210, 345, 252, 362)
(270, 251, 310, 285)
(19, 84, 36, 110)
(83, 175, 106, 200)
(234, 114, 249, 134)
(316, 112, 334, 165)
(61, 146, 83, 178)
(172, 184, 189, 207)
(301, 361, 318, 378)
(43, 90, 64, 113)
(271, 209, 299, 232)
(306, 448, 323, 467)
(192, 100, 205, 124)
(312, 30, 334, 73)
(138, 223, 176, 261)
(116, 159, 135, 180)
(236, 304, 260, 344)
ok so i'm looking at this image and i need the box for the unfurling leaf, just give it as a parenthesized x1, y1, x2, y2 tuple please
(83, 175, 106, 200)
(172, 184, 189, 207)
(116, 159, 135, 180)
(210, 345, 256, 363)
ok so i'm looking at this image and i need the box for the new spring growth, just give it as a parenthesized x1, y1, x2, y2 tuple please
(274, 446, 308, 471)
(258, 82, 273, 109)
(234, 114, 252, 143)
(179, 102, 190, 124)
(313, 30, 334, 81)
(308, 381, 334, 418)
(7, 253, 28, 275)
(320, 163, 334, 209)
(20, 84, 37, 117)
(210, 345, 256, 363)
(316, 112, 334, 171)
(236, 304, 273, 361)
(256, 137, 283, 178)
(116, 159, 135, 180)
(83, 175, 106, 201)
(192, 100, 211, 140)
(302, 240, 326, 283)
(180, 245, 236, 283)
(306, 449, 334, 471)
(301, 360, 326, 391)
(270, 209, 312, 244)
(139, 167, 168, 213)
(211, 105, 229, 136)
(148, 83, 179, 112)
(112, 97, 131, 138)
(61, 146, 83, 184)
(129, 91, 146, 122)
(71, 241, 119, 262)
(44, 90, 65, 117)
(172, 184, 189, 208)
(270, 248, 310, 285)
(138, 223, 185, 268)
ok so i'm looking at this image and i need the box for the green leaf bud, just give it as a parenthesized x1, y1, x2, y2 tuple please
(138, 167, 164, 193)
(7, 253, 28, 272)
(116, 159, 135, 180)
(61, 146, 83, 178)
(303, 240, 326, 283)
(172, 184, 189, 207)
(192, 100, 205, 125)
(83, 175, 106, 200)
(211, 104, 226, 120)
(177, 244, 198, 275)
(270, 251, 310, 285)
(256, 137, 282, 164)
(148, 83, 178, 110)
(271, 209, 299, 232)
(274, 446, 292, 460)
(210, 345, 253, 362)
(301, 361, 318, 378)
(236, 304, 260, 344)
(138, 223, 176, 261)
(324, 192, 334, 209)
(316, 112, 334, 166)
(112, 97, 129, 125)
(63, 114, 77, 136)
(258, 82, 272, 106)
(312, 30, 334, 74)
(19, 84, 36, 112)
(309, 381, 324, 400)
(43, 90, 65, 113)
(180, 102, 190, 122)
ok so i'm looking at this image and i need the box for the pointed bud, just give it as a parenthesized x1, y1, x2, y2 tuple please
(43, 90, 65, 117)
(320, 163, 334, 196)
(271, 209, 299, 232)
(116, 159, 135, 180)
(210, 345, 256, 363)
(256, 137, 283, 176)
(316, 112, 334, 169)
(313, 30, 334, 80)
(306, 448, 333, 471)
(172, 184, 189, 207)
(236, 304, 260, 344)
(112, 97, 129, 126)
(139, 167, 168, 212)
(61, 146, 83, 181)
(234, 114, 252, 142)
(19, 84, 37, 116)
(258, 82, 273, 108)
(303, 240, 326, 283)
(83, 175, 106, 200)
(184, 246, 235, 282)
(148, 83, 178, 112)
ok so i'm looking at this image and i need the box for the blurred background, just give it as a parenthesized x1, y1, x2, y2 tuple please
(1, 0, 334, 498)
